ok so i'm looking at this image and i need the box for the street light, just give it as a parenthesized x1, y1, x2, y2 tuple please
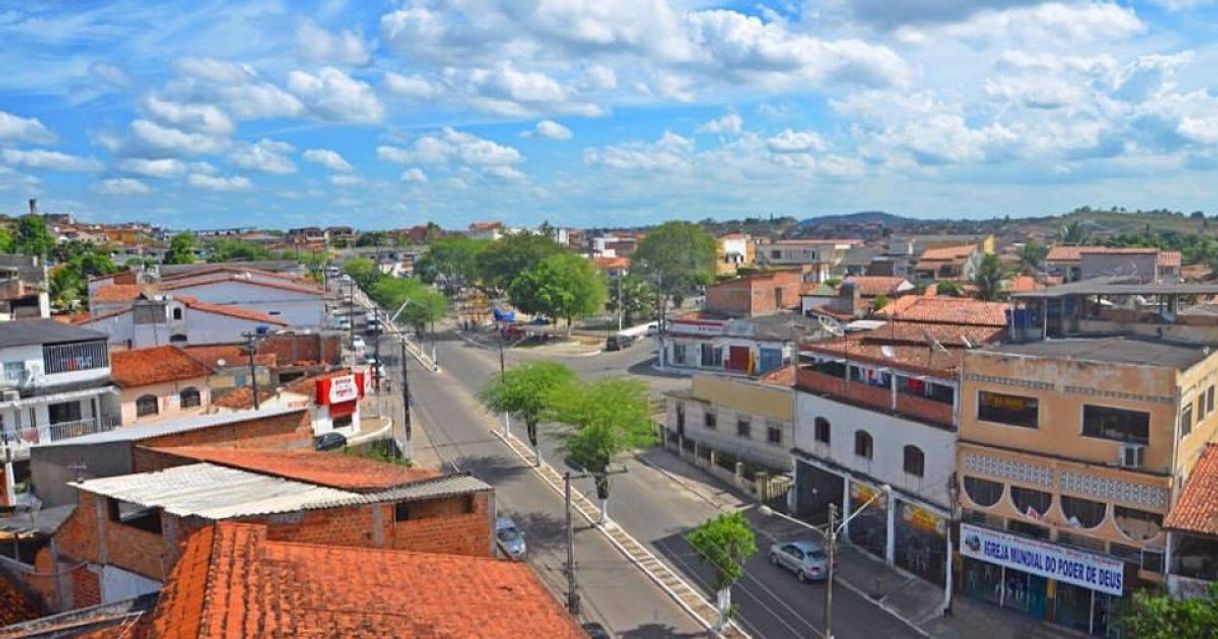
(759, 483, 892, 639)
(388, 296, 439, 372)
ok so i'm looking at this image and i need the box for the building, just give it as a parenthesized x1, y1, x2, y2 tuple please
(716, 232, 754, 276)
(660, 311, 819, 376)
(1045, 246, 1182, 284)
(0, 255, 49, 321)
(465, 221, 503, 241)
(955, 336, 1218, 635)
(591, 256, 630, 279)
(211, 369, 368, 440)
(1163, 443, 1218, 599)
(754, 239, 862, 280)
(1008, 279, 1218, 342)
(78, 295, 289, 348)
(1, 321, 121, 508)
(151, 268, 327, 329)
(912, 244, 984, 285)
(109, 346, 212, 425)
(704, 269, 803, 317)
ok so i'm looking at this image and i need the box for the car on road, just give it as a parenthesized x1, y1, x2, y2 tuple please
(581, 622, 612, 638)
(314, 431, 347, 451)
(365, 316, 381, 334)
(495, 516, 527, 560)
(351, 335, 366, 351)
(770, 540, 829, 583)
(644, 322, 658, 337)
(605, 333, 635, 351)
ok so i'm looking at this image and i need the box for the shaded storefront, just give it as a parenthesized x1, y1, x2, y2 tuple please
(847, 481, 887, 559)
(895, 499, 948, 586)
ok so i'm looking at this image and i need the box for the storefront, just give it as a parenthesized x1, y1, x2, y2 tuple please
(848, 480, 887, 559)
(959, 524, 1126, 637)
(895, 499, 948, 586)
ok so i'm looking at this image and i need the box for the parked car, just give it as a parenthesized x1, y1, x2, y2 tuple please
(769, 540, 829, 583)
(351, 335, 366, 351)
(495, 516, 527, 560)
(605, 334, 635, 351)
(314, 431, 347, 451)
(644, 322, 658, 337)
(581, 622, 612, 639)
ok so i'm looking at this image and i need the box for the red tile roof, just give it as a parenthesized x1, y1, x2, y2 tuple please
(159, 274, 325, 297)
(110, 346, 212, 388)
(182, 345, 276, 369)
(153, 523, 586, 639)
(842, 276, 910, 297)
(1004, 275, 1043, 294)
(91, 284, 148, 303)
(592, 256, 630, 270)
(759, 365, 795, 387)
(156, 447, 442, 491)
(1165, 444, 1218, 536)
(1045, 245, 1095, 262)
(919, 244, 976, 261)
(174, 296, 290, 326)
(0, 575, 40, 627)
(211, 386, 278, 410)
(878, 296, 1010, 327)
(160, 265, 309, 285)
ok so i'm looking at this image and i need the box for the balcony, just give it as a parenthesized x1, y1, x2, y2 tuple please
(1, 417, 119, 460)
(796, 366, 954, 428)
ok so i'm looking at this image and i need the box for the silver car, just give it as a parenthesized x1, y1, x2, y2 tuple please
(496, 516, 527, 560)
(770, 540, 829, 583)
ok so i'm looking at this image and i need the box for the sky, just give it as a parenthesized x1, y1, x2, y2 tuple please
(1, 1, 1218, 230)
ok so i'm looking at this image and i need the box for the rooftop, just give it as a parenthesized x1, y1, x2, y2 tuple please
(150, 523, 586, 639)
(842, 275, 911, 297)
(155, 447, 442, 491)
(1012, 276, 1218, 298)
(109, 345, 212, 388)
(878, 295, 1010, 327)
(33, 407, 305, 448)
(918, 244, 975, 261)
(0, 319, 107, 348)
(0, 575, 40, 628)
(1164, 444, 1218, 537)
(0, 594, 155, 639)
(983, 336, 1212, 369)
(182, 345, 276, 369)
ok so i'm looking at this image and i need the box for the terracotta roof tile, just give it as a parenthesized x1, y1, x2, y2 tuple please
(211, 386, 278, 410)
(591, 256, 630, 270)
(1165, 444, 1218, 536)
(110, 345, 212, 388)
(153, 522, 586, 639)
(174, 296, 290, 326)
(182, 345, 276, 369)
(1004, 275, 1043, 293)
(1045, 245, 1094, 262)
(160, 265, 310, 285)
(759, 365, 795, 387)
(159, 274, 325, 297)
(878, 296, 1010, 327)
(919, 244, 976, 261)
(90, 284, 146, 303)
(0, 575, 41, 627)
(156, 446, 442, 491)
(842, 276, 911, 297)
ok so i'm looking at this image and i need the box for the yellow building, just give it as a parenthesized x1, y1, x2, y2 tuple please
(956, 336, 1218, 635)
(715, 232, 754, 276)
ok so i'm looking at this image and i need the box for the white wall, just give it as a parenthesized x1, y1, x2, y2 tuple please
(101, 565, 161, 603)
(82, 306, 282, 347)
(667, 397, 792, 470)
(165, 281, 325, 328)
(794, 391, 956, 507)
(0, 343, 110, 387)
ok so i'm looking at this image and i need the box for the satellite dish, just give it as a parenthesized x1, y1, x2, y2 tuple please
(880, 345, 896, 359)
(216, 358, 227, 367)
(924, 330, 950, 354)
(818, 314, 845, 337)
(961, 336, 974, 349)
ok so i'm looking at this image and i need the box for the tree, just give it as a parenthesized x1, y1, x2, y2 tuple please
(1121, 584, 1218, 639)
(478, 232, 565, 292)
(368, 277, 446, 333)
(551, 378, 654, 524)
(342, 257, 379, 288)
(356, 231, 388, 248)
(1017, 240, 1048, 274)
(686, 511, 757, 631)
(974, 254, 1004, 301)
(48, 265, 83, 311)
(415, 235, 486, 294)
(934, 280, 962, 297)
(14, 216, 54, 258)
(207, 239, 270, 262)
(0, 227, 12, 253)
(478, 362, 577, 464)
(870, 294, 890, 313)
(606, 274, 656, 327)
(1061, 220, 1089, 245)
(631, 221, 716, 311)
(508, 253, 607, 334)
(164, 233, 196, 265)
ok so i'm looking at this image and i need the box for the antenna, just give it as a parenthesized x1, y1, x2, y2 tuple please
(818, 314, 845, 338)
(924, 330, 949, 354)
(961, 336, 974, 349)
(880, 345, 896, 359)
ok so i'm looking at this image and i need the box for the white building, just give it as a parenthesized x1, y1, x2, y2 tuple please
(660, 312, 817, 377)
(1, 320, 121, 506)
(80, 295, 289, 348)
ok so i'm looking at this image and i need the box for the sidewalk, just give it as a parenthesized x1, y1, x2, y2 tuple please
(637, 448, 1085, 639)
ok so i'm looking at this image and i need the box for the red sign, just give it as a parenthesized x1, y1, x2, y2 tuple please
(315, 372, 365, 406)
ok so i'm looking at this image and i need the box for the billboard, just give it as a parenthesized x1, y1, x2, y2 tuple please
(960, 524, 1124, 596)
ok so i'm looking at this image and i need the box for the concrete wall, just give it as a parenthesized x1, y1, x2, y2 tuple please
(118, 377, 210, 425)
(168, 281, 325, 328)
(667, 375, 794, 470)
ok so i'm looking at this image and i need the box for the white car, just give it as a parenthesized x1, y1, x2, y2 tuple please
(351, 336, 366, 351)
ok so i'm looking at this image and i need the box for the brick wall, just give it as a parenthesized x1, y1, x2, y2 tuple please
(390, 493, 492, 557)
(0, 469, 8, 509)
(257, 505, 380, 548)
(69, 566, 100, 609)
(54, 491, 167, 582)
(136, 410, 313, 459)
(22, 548, 58, 608)
(258, 333, 342, 366)
(707, 271, 802, 316)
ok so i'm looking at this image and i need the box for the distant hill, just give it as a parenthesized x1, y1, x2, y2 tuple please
(798, 211, 918, 227)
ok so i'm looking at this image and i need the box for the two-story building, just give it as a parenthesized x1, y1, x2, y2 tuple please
(716, 232, 754, 276)
(79, 294, 289, 348)
(661, 311, 819, 376)
(1045, 246, 1182, 284)
(109, 346, 212, 425)
(1, 321, 121, 507)
(753, 238, 862, 281)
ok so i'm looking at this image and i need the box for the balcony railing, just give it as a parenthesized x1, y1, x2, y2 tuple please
(1, 417, 119, 457)
(796, 366, 954, 428)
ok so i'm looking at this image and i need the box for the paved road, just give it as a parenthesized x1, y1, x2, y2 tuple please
(422, 331, 922, 639)
(373, 333, 707, 638)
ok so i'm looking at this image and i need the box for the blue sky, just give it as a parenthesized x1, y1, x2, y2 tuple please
(2, 1, 1218, 230)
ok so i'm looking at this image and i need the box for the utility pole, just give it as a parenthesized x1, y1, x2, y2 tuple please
(243, 331, 261, 410)
(373, 330, 381, 390)
(348, 279, 356, 366)
(825, 503, 836, 639)
(616, 273, 623, 332)
(564, 471, 580, 616)
(498, 330, 509, 436)
(400, 340, 412, 461)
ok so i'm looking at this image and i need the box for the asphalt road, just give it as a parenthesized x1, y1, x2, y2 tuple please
(413, 330, 922, 639)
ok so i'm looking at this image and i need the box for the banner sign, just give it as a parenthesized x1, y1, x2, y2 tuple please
(327, 375, 359, 404)
(960, 524, 1124, 596)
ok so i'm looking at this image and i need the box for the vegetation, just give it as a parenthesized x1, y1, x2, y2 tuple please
(477, 232, 565, 293)
(356, 231, 389, 248)
(368, 276, 446, 333)
(974, 254, 1004, 301)
(344, 440, 413, 467)
(207, 238, 271, 262)
(1060, 220, 1089, 245)
(0, 227, 13, 253)
(632, 221, 716, 308)
(934, 280, 962, 297)
(686, 511, 757, 626)
(508, 253, 607, 334)
(1017, 240, 1048, 274)
(163, 233, 196, 265)
(478, 362, 577, 461)
(1121, 584, 1218, 639)
(606, 274, 656, 327)
(46, 243, 118, 311)
(13, 215, 55, 258)
(341, 257, 380, 288)
(414, 235, 487, 294)
(870, 294, 890, 312)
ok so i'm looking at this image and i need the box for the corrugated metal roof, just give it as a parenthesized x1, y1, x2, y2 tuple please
(34, 406, 304, 448)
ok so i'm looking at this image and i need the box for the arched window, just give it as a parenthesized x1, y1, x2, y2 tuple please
(1114, 506, 1163, 541)
(136, 394, 159, 417)
(903, 446, 925, 477)
(1061, 495, 1107, 529)
(814, 417, 830, 444)
(963, 476, 1004, 507)
(180, 387, 201, 409)
(172, 307, 183, 321)
(854, 430, 873, 459)
(1011, 486, 1053, 518)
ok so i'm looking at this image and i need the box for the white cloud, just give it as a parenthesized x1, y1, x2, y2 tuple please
(2, 148, 103, 172)
(303, 148, 353, 172)
(90, 61, 133, 90)
(297, 19, 371, 66)
(93, 178, 151, 195)
(383, 72, 442, 98)
(699, 112, 743, 135)
(144, 96, 235, 135)
(118, 158, 214, 178)
(187, 173, 252, 191)
(286, 66, 384, 122)
(485, 165, 526, 179)
(766, 129, 827, 153)
(170, 57, 305, 120)
(837, 0, 1046, 29)
(229, 138, 296, 174)
(329, 174, 365, 186)
(129, 119, 229, 156)
(583, 131, 694, 171)
(529, 120, 573, 140)
(449, 62, 604, 117)
(900, 3, 1145, 47)
(581, 65, 618, 90)
(378, 128, 524, 167)
(401, 167, 428, 183)
(0, 110, 55, 144)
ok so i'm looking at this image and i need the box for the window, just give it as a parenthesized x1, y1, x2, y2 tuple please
(1198, 395, 1207, 421)
(771, 249, 782, 259)
(42, 339, 109, 374)
(3, 362, 25, 384)
(903, 445, 925, 477)
(48, 401, 82, 425)
(963, 476, 1004, 507)
(172, 307, 183, 321)
(704, 411, 717, 429)
(767, 424, 782, 446)
(268, 310, 282, 316)
(1209, 386, 1215, 414)
(1011, 486, 1053, 518)
(736, 417, 751, 439)
(394, 502, 412, 521)
(700, 343, 722, 367)
(108, 499, 162, 535)
(977, 391, 1039, 428)
(1114, 506, 1162, 541)
(854, 430, 873, 459)
(1060, 495, 1107, 529)
(1082, 404, 1149, 444)
(1181, 403, 1194, 438)
(672, 343, 687, 365)
(333, 415, 353, 429)
(179, 387, 201, 409)
(136, 395, 159, 417)
(814, 417, 831, 444)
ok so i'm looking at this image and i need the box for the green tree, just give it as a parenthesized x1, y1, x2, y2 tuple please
(934, 280, 962, 297)
(356, 231, 388, 248)
(207, 239, 270, 262)
(631, 221, 716, 310)
(73, 250, 117, 278)
(48, 265, 84, 311)
(606, 274, 656, 327)
(974, 254, 1004, 301)
(1121, 584, 1218, 639)
(0, 227, 13, 253)
(1061, 220, 1089, 245)
(368, 277, 447, 333)
(508, 253, 607, 335)
(164, 233, 196, 265)
(415, 235, 487, 294)
(870, 294, 890, 313)
(1017, 240, 1048, 274)
(478, 362, 577, 464)
(477, 232, 564, 293)
(342, 257, 380, 288)
(551, 378, 654, 524)
(686, 511, 757, 630)
(14, 216, 55, 258)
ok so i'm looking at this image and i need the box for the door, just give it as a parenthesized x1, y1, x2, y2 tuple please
(728, 346, 750, 372)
